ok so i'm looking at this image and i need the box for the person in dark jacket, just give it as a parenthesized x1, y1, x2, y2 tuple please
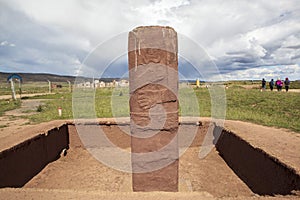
(269, 79, 274, 91)
(261, 78, 266, 91)
(284, 77, 290, 92)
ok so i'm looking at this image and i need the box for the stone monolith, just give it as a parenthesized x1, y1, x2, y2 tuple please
(128, 26, 179, 192)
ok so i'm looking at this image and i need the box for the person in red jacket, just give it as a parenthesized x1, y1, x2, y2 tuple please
(275, 78, 283, 91)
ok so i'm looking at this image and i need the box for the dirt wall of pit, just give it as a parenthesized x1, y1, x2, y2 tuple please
(216, 128, 300, 195)
(0, 125, 69, 188)
(1, 121, 300, 197)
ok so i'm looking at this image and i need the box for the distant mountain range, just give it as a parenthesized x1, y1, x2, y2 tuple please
(0, 72, 122, 83)
(0, 72, 202, 83)
(2, 72, 298, 83)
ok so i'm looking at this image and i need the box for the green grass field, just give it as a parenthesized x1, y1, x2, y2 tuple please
(225, 88, 300, 131)
(0, 99, 21, 117)
(1, 80, 299, 132)
(0, 82, 70, 95)
(16, 86, 300, 133)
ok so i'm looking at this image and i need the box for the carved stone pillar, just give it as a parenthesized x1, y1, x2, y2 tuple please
(128, 26, 179, 192)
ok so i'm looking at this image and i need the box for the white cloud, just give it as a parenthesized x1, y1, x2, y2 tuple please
(0, 40, 15, 47)
(0, 41, 8, 46)
(131, 0, 190, 25)
(0, 0, 300, 79)
(219, 64, 300, 81)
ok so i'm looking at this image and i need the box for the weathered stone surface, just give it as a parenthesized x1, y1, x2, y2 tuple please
(132, 161, 178, 192)
(128, 26, 179, 192)
(131, 129, 178, 153)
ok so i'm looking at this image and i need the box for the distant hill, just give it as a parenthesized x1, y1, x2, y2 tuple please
(0, 72, 124, 83)
(0, 72, 77, 83)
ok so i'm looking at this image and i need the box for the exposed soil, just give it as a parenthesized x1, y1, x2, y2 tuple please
(0, 93, 51, 100)
(0, 120, 67, 152)
(23, 123, 253, 198)
(0, 118, 299, 199)
(224, 120, 300, 175)
(0, 99, 46, 135)
(0, 92, 51, 132)
(5, 99, 44, 116)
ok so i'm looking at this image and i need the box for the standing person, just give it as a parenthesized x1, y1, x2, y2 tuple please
(269, 79, 274, 91)
(276, 78, 283, 91)
(284, 77, 290, 92)
(261, 78, 266, 91)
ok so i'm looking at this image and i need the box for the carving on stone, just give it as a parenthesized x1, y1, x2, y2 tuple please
(142, 48, 162, 64)
(128, 26, 179, 192)
(167, 52, 176, 65)
(136, 64, 166, 83)
(137, 87, 176, 110)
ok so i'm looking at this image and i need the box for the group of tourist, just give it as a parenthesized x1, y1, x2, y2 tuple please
(261, 77, 290, 92)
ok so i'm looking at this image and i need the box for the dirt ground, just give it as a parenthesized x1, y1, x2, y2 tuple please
(238, 85, 300, 93)
(0, 93, 51, 100)
(0, 92, 52, 134)
(0, 99, 45, 132)
(224, 120, 300, 175)
(23, 123, 253, 198)
(0, 118, 299, 199)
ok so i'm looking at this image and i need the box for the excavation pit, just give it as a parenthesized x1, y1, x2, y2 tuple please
(0, 120, 299, 199)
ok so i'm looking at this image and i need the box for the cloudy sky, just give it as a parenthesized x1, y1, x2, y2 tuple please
(0, 0, 300, 80)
